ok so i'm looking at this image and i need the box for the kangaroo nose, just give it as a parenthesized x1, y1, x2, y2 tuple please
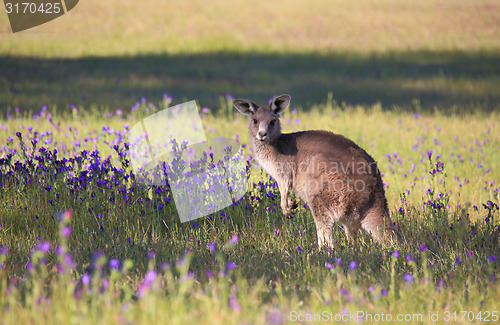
(258, 131, 267, 137)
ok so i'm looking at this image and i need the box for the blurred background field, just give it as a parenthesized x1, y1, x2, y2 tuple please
(1, 0, 499, 112)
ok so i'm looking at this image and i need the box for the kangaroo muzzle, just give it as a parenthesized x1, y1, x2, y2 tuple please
(257, 126, 268, 141)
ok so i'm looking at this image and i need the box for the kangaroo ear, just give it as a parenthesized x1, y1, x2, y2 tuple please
(233, 99, 257, 116)
(271, 94, 291, 115)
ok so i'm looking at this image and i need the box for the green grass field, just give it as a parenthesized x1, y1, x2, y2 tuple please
(0, 102, 499, 324)
(1, 0, 500, 112)
(1, 0, 500, 324)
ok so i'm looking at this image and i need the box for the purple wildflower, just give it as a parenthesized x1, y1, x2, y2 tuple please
(62, 226, 72, 238)
(64, 253, 76, 269)
(109, 258, 120, 270)
(228, 295, 241, 311)
(37, 241, 51, 253)
(81, 273, 91, 285)
(208, 242, 216, 253)
(144, 270, 157, 286)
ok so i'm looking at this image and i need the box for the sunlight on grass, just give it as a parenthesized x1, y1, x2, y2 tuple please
(0, 97, 498, 324)
(1, 0, 499, 111)
(1, 0, 499, 56)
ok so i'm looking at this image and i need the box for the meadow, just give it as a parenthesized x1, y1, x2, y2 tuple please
(0, 99, 498, 324)
(1, 0, 500, 324)
(1, 0, 500, 112)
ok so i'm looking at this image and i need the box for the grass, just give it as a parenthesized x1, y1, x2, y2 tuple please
(2, 0, 500, 55)
(1, 0, 500, 111)
(1, 51, 500, 113)
(0, 99, 499, 324)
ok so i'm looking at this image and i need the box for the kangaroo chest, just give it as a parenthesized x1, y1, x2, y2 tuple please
(253, 143, 295, 186)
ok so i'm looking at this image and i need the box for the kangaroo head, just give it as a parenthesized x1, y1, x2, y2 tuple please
(233, 94, 291, 143)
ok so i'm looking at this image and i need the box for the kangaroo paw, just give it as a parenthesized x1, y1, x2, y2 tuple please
(288, 198, 299, 210)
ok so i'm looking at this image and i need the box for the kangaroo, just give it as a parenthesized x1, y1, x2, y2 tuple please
(233, 94, 401, 249)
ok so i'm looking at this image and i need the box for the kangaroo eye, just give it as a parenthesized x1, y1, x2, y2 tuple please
(270, 120, 276, 126)
(253, 119, 258, 125)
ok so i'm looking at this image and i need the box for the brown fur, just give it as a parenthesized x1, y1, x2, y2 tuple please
(234, 94, 401, 249)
